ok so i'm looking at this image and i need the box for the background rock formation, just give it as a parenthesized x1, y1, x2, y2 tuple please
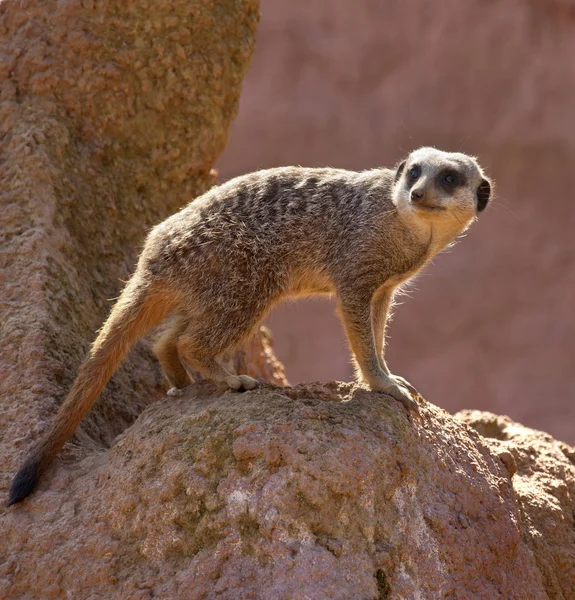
(217, 0, 575, 444)
(0, 0, 270, 479)
(0, 0, 275, 553)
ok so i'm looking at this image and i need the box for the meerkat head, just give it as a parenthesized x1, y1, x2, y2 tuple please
(392, 147, 491, 232)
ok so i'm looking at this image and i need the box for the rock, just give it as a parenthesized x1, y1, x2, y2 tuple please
(4, 386, 575, 598)
(0, 0, 263, 477)
(457, 410, 575, 598)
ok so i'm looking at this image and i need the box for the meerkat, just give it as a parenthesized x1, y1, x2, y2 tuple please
(8, 147, 491, 506)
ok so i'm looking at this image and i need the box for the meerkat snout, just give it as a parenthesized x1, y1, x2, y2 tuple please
(410, 188, 424, 202)
(408, 184, 445, 211)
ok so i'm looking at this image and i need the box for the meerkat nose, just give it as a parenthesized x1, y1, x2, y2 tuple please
(411, 188, 425, 202)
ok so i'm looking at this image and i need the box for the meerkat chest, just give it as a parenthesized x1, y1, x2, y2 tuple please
(385, 261, 427, 289)
(381, 221, 450, 289)
(384, 244, 434, 290)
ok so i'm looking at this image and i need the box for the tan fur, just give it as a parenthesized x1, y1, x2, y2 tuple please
(39, 282, 175, 466)
(8, 147, 491, 505)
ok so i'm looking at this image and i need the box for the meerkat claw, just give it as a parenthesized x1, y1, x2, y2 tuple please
(396, 392, 419, 412)
(391, 375, 422, 400)
(370, 377, 419, 412)
(167, 387, 186, 397)
(238, 375, 259, 391)
(385, 387, 419, 412)
(224, 374, 259, 392)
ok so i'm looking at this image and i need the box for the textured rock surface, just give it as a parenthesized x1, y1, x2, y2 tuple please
(217, 0, 575, 443)
(0, 0, 265, 479)
(457, 410, 575, 598)
(4, 384, 575, 599)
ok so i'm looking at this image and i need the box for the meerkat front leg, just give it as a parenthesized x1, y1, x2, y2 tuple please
(371, 288, 421, 400)
(371, 287, 394, 375)
(338, 290, 417, 411)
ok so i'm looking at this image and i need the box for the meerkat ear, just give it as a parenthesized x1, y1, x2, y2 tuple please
(394, 160, 406, 182)
(477, 178, 491, 212)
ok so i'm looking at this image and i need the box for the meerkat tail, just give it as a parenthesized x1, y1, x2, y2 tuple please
(8, 279, 175, 506)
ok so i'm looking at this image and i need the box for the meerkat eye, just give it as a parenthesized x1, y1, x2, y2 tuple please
(437, 171, 461, 192)
(407, 165, 421, 182)
(441, 171, 459, 187)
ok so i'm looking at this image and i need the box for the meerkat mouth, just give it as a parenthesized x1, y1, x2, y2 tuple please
(410, 202, 446, 212)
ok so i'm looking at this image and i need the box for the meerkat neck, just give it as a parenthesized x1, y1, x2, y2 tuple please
(396, 209, 471, 259)
(392, 208, 433, 256)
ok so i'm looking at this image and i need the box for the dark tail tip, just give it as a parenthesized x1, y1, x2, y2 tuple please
(8, 457, 41, 506)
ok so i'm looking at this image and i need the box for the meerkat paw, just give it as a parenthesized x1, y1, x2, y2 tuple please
(167, 386, 187, 397)
(224, 374, 259, 392)
(238, 375, 258, 390)
(368, 375, 419, 412)
(390, 375, 421, 399)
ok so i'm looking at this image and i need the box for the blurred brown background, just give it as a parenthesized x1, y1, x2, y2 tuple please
(216, 0, 575, 443)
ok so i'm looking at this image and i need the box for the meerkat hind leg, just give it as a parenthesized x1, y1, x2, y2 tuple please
(177, 327, 258, 392)
(153, 317, 193, 395)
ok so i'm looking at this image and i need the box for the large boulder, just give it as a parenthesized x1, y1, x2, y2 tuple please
(3, 384, 574, 598)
